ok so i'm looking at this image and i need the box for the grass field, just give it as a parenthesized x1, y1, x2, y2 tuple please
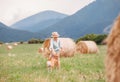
(0, 43, 106, 82)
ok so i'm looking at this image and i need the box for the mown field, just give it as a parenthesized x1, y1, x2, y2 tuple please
(0, 43, 106, 82)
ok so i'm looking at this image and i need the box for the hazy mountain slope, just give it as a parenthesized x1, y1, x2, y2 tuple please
(11, 10, 68, 32)
(39, 0, 120, 39)
(0, 22, 40, 42)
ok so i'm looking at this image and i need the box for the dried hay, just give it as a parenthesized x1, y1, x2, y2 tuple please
(13, 43, 18, 46)
(59, 38, 76, 57)
(43, 38, 51, 58)
(38, 47, 43, 53)
(7, 45, 13, 50)
(76, 41, 99, 54)
(43, 38, 76, 58)
(105, 15, 120, 82)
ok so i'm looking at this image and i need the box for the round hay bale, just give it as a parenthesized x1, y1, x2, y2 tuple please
(43, 38, 51, 58)
(7, 45, 13, 50)
(59, 38, 76, 57)
(13, 43, 18, 46)
(43, 38, 76, 58)
(38, 47, 43, 53)
(76, 41, 99, 54)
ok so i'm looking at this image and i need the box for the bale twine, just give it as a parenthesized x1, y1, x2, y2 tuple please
(76, 41, 99, 54)
(43, 38, 76, 58)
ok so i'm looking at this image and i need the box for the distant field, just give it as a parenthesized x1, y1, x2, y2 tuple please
(0, 44, 106, 82)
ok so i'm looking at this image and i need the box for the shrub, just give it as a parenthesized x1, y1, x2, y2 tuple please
(20, 41, 24, 44)
(94, 34, 107, 44)
(0, 41, 3, 44)
(28, 39, 44, 44)
(76, 34, 107, 44)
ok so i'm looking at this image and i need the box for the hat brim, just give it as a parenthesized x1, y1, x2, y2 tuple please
(51, 35, 59, 37)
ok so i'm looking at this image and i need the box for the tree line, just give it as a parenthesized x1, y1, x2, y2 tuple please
(0, 34, 107, 44)
(76, 34, 107, 44)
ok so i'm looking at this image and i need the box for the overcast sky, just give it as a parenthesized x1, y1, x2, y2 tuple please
(0, 0, 95, 26)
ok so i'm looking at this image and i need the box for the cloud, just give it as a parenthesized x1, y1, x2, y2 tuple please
(0, 0, 95, 26)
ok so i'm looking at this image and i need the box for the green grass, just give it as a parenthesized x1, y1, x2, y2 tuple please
(0, 44, 106, 82)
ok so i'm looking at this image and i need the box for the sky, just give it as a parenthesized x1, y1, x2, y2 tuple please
(0, 0, 95, 26)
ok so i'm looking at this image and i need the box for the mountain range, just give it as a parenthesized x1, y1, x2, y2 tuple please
(0, 22, 40, 42)
(38, 0, 120, 39)
(11, 11, 68, 32)
(1, 0, 120, 42)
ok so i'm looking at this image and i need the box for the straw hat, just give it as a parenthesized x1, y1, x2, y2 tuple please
(51, 32, 60, 37)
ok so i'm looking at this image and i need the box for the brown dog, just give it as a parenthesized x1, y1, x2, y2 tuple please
(47, 55, 60, 71)
(105, 15, 120, 82)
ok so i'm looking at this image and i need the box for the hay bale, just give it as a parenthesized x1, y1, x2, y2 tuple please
(5, 43, 9, 45)
(7, 45, 13, 50)
(13, 43, 18, 46)
(38, 47, 43, 53)
(76, 41, 99, 54)
(59, 38, 76, 57)
(43, 38, 76, 58)
(43, 38, 51, 58)
(105, 15, 120, 82)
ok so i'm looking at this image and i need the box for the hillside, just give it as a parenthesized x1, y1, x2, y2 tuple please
(11, 10, 68, 32)
(39, 0, 120, 39)
(0, 22, 40, 42)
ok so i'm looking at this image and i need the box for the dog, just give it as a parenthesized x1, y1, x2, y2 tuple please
(47, 54, 60, 71)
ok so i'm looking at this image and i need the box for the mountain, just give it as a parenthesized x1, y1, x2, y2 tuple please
(0, 22, 40, 42)
(39, 0, 120, 39)
(11, 10, 68, 32)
